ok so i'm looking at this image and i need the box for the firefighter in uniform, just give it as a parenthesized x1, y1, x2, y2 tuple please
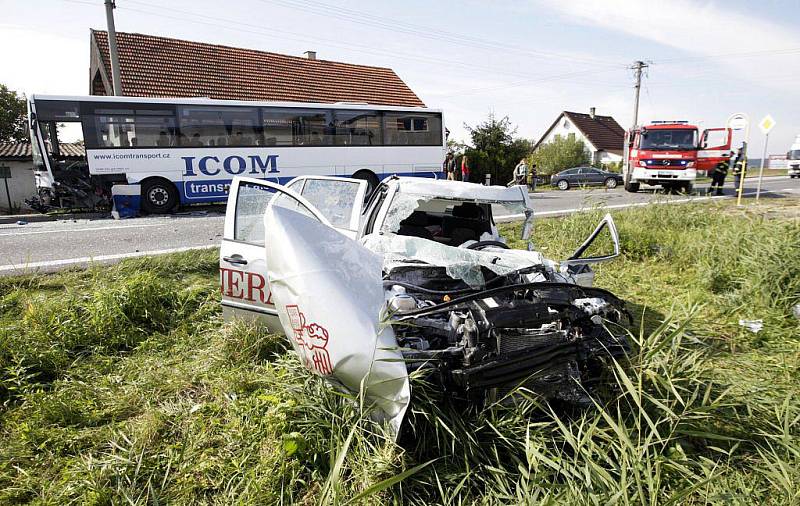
(709, 155, 729, 196)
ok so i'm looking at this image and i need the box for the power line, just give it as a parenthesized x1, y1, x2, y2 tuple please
(656, 47, 800, 64)
(259, 0, 627, 67)
(120, 0, 620, 95)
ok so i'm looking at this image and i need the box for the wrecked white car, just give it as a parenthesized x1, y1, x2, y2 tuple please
(220, 176, 630, 432)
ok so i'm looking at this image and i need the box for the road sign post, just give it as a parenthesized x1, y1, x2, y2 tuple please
(727, 113, 750, 206)
(756, 114, 776, 201)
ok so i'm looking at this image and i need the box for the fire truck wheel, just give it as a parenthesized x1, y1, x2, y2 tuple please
(141, 178, 179, 214)
(624, 181, 639, 193)
(604, 177, 618, 189)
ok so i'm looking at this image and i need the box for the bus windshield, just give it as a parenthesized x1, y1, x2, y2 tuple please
(640, 129, 698, 150)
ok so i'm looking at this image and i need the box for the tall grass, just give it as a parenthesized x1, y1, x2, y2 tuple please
(0, 199, 798, 504)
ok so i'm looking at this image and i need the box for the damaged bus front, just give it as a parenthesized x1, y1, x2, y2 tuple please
(28, 98, 111, 211)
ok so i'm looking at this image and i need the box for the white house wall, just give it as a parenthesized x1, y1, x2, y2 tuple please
(0, 160, 36, 213)
(598, 151, 623, 164)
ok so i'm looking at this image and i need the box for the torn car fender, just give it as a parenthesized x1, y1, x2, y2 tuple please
(263, 205, 410, 436)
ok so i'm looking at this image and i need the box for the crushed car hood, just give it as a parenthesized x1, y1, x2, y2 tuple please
(363, 233, 558, 287)
(264, 205, 410, 436)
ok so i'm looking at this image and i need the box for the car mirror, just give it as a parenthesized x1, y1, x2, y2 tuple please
(562, 213, 620, 265)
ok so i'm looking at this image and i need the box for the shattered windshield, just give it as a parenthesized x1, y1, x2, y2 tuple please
(380, 190, 532, 247)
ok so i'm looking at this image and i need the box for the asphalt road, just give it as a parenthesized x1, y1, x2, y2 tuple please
(1, 176, 797, 275)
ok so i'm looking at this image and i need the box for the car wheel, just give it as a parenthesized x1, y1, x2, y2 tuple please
(557, 179, 570, 190)
(605, 177, 618, 189)
(141, 178, 179, 214)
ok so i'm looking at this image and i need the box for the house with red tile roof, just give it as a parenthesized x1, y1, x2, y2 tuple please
(89, 30, 425, 107)
(533, 108, 625, 165)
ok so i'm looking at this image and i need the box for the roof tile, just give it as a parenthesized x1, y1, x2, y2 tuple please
(562, 111, 625, 151)
(92, 30, 425, 107)
(0, 143, 85, 159)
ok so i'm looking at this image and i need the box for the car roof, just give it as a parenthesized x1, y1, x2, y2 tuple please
(388, 177, 530, 204)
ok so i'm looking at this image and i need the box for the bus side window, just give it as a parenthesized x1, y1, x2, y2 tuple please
(89, 108, 176, 148)
(180, 106, 260, 147)
(383, 113, 442, 146)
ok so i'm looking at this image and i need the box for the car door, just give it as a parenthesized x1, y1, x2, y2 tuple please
(284, 175, 368, 239)
(697, 128, 732, 172)
(591, 168, 608, 185)
(220, 177, 333, 331)
(576, 167, 594, 185)
(559, 168, 577, 184)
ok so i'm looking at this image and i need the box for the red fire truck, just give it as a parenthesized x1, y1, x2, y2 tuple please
(623, 121, 732, 193)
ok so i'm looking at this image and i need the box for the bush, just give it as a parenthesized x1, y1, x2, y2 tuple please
(530, 133, 591, 175)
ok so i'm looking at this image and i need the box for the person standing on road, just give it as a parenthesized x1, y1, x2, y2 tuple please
(443, 152, 454, 180)
(528, 162, 538, 192)
(513, 158, 528, 186)
(461, 155, 470, 183)
(709, 155, 730, 196)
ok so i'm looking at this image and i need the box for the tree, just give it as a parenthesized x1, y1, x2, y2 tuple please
(529, 134, 590, 175)
(0, 85, 28, 143)
(462, 113, 534, 185)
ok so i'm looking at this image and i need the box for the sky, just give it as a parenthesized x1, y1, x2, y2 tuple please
(1, 0, 799, 153)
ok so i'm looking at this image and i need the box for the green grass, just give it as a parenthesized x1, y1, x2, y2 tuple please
(1, 198, 798, 504)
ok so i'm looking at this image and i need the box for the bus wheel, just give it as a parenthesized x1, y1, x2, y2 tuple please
(141, 178, 179, 214)
(352, 170, 379, 197)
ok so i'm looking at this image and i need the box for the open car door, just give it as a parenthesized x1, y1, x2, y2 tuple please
(220, 177, 332, 331)
(284, 176, 368, 239)
(697, 127, 732, 172)
(264, 202, 410, 436)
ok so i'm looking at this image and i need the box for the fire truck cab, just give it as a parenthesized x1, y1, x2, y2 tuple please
(623, 121, 731, 193)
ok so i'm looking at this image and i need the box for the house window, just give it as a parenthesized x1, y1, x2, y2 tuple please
(563, 119, 571, 130)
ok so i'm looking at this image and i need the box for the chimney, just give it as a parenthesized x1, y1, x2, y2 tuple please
(589, 107, 596, 119)
(304, 50, 317, 60)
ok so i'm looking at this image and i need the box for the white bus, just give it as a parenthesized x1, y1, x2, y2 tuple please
(28, 95, 445, 213)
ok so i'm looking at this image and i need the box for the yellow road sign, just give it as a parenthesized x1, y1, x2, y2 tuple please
(758, 114, 776, 135)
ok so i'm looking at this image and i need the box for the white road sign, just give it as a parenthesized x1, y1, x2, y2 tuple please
(758, 114, 776, 135)
(728, 113, 748, 130)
